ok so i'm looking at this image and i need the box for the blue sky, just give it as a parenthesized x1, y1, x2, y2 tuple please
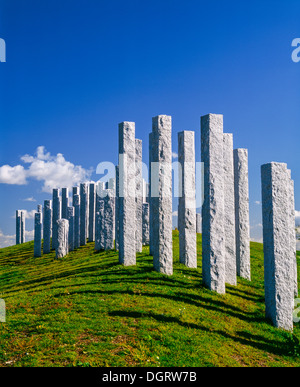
(0, 0, 299, 247)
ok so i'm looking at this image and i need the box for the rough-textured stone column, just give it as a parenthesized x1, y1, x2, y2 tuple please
(142, 202, 150, 245)
(73, 194, 80, 249)
(223, 133, 237, 285)
(178, 130, 197, 268)
(149, 132, 154, 256)
(103, 190, 115, 250)
(152, 115, 173, 275)
(67, 206, 75, 252)
(43, 200, 52, 254)
(34, 212, 42, 257)
(56, 219, 69, 258)
(118, 121, 136, 266)
(196, 213, 201, 233)
(61, 188, 69, 219)
(80, 183, 88, 246)
(88, 183, 96, 242)
(20, 210, 25, 244)
(115, 165, 119, 251)
(287, 170, 298, 297)
(95, 200, 104, 251)
(234, 148, 250, 280)
(73, 187, 79, 204)
(201, 114, 225, 293)
(37, 204, 42, 213)
(52, 189, 61, 250)
(135, 139, 143, 252)
(16, 210, 21, 245)
(261, 162, 294, 331)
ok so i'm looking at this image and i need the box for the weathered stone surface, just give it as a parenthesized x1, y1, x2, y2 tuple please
(142, 202, 150, 245)
(73, 186, 79, 202)
(287, 170, 298, 297)
(149, 132, 154, 256)
(151, 115, 173, 275)
(80, 183, 88, 246)
(73, 194, 80, 249)
(261, 162, 294, 331)
(52, 189, 61, 250)
(43, 200, 52, 254)
(234, 148, 250, 280)
(61, 188, 69, 219)
(88, 183, 96, 242)
(16, 210, 21, 245)
(178, 130, 197, 268)
(196, 213, 201, 233)
(118, 121, 136, 266)
(37, 204, 42, 213)
(56, 219, 69, 258)
(223, 133, 237, 285)
(115, 165, 119, 251)
(20, 210, 25, 244)
(95, 200, 105, 251)
(103, 190, 115, 250)
(34, 212, 42, 257)
(135, 139, 143, 253)
(67, 206, 75, 252)
(201, 114, 225, 293)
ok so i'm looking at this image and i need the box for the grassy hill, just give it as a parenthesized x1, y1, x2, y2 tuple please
(0, 231, 299, 367)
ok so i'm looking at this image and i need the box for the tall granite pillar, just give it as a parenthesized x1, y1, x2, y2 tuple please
(287, 170, 298, 297)
(67, 206, 75, 252)
(80, 183, 88, 246)
(73, 194, 80, 249)
(142, 202, 150, 245)
(196, 213, 201, 233)
(103, 190, 115, 250)
(135, 139, 143, 253)
(73, 187, 79, 205)
(20, 210, 25, 244)
(201, 114, 225, 293)
(43, 200, 52, 254)
(88, 183, 96, 242)
(234, 148, 251, 280)
(149, 132, 154, 256)
(151, 115, 173, 275)
(34, 212, 42, 257)
(118, 121, 136, 266)
(115, 165, 119, 250)
(52, 189, 61, 250)
(37, 204, 42, 214)
(16, 210, 21, 245)
(95, 200, 105, 251)
(56, 219, 69, 258)
(61, 188, 69, 219)
(261, 162, 294, 331)
(223, 133, 237, 285)
(178, 130, 197, 268)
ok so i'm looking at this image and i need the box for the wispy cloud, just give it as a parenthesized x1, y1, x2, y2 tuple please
(0, 229, 15, 248)
(172, 152, 178, 159)
(22, 197, 36, 202)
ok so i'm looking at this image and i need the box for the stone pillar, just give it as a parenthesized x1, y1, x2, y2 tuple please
(37, 204, 42, 213)
(73, 194, 80, 249)
(178, 130, 197, 268)
(95, 200, 104, 251)
(261, 162, 294, 331)
(34, 212, 42, 257)
(118, 121, 136, 266)
(73, 187, 79, 204)
(287, 170, 298, 297)
(223, 133, 237, 286)
(16, 210, 21, 245)
(115, 165, 119, 250)
(20, 210, 25, 244)
(142, 202, 150, 245)
(56, 219, 69, 258)
(80, 183, 88, 246)
(67, 206, 75, 252)
(152, 115, 173, 275)
(135, 139, 143, 252)
(88, 183, 96, 242)
(43, 200, 52, 254)
(52, 189, 61, 250)
(196, 213, 201, 233)
(103, 190, 115, 250)
(61, 188, 69, 219)
(201, 114, 225, 293)
(149, 132, 154, 256)
(234, 148, 250, 280)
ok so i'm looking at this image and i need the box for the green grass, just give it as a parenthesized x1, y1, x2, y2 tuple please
(0, 231, 299, 367)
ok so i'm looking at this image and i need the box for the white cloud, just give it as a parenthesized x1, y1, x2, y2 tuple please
(295, 210, 300, 227)
(172, 152, 178, 159)
(0, 146, 92, 193)
(0, 165, 27, 185)
(22, 197, 36, 202)
(255, 201, 261, 205)
(0, 229, 15, 248)
(172, 210, 178, 217)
